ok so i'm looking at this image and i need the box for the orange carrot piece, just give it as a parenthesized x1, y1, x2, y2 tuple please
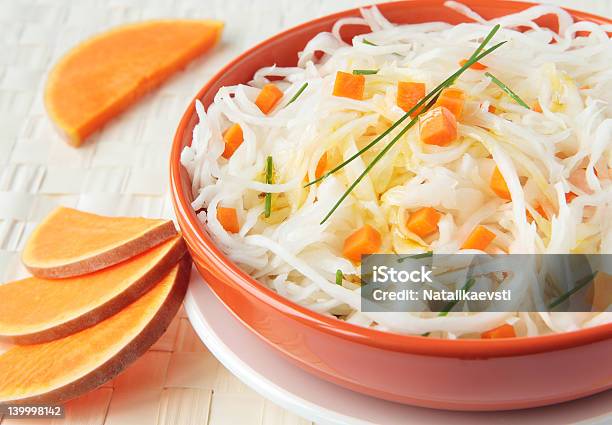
(406, 207, 441, 238)
(332, 71, 365, 100)
(535, 204, 547, 219)
(217, 207, 239, 233)
(222, 124, 244, 159)
(434, 87, 465, 118)
(481, 324, 516, 339)
(460, 58, 487, 70)
(488, 104, 497, 114)
(397, 81, 426, 116)
(490, 167, 511, 200)
(565, 191, 577, 203)
(527, 204, 548, 222)
(592, 272, 612, 311)
(315, 153, 328, 179)
(419, 106, 457, 146)
(533, 101, 543, 113)
(255, 84, 283, 114)
(461, 226, 496, 250)
(342, 224, 382, 262)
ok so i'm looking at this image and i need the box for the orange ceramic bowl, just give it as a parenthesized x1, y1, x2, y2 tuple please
(170, 0, 612, 411)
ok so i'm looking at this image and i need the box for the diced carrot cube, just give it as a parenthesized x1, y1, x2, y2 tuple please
(315, 153, 328, 179)
(419, 106, 457, 146)
(461, 226, 496, 250)
(592, 272, 612, 311)
(481, 324, 516, 339)
(397, 81, 426, 116)
(333, 71, 365, 100)
(488, 104, 497, 113)
(434, 87, 465, 118)
(222, 124, 244, 159)
(342, 224, 382, 262)
(217, 207, 240, 233)
(255, 83, 283, 114)
(565, 191, 577, 203)
(406, 207, 441, 238)
(490, 167, 511, 200)
(459, 59, 487, 70)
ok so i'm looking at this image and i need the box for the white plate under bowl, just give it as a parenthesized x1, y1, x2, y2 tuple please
(184, 272, 612, 425)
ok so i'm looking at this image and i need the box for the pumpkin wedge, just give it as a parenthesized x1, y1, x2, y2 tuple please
(0, 235, 186, 344)
(0, 257, 191, 405)
(22, 207, 177, 278)
(45, 19, 224, 146)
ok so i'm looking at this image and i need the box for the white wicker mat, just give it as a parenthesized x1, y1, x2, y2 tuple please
(0, 1, 610, 424)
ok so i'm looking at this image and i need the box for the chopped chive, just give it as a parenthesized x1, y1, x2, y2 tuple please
(335, 269, 343, 285)
(362, 39, 377, 46)
(353, 69, 378, 75)
(287, 82, 308, 106)
(547, 272, 597, 310)
(397, 251, 433, 262)
(305, 28, 504, 190)
(485, 72, 530, 109)
(318, 40, 506, 223)
(264, 156, 273, 218)
(438, 278, 476, 317)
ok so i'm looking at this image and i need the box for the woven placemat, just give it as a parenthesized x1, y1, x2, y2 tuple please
(0, 0, 610, 424)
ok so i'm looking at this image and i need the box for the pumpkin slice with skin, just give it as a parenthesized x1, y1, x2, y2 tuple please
(22, 207, 177, 278)
(0, 235, 186, 344)
(45, 19, 224, 146)
(0, 257, 191, 405)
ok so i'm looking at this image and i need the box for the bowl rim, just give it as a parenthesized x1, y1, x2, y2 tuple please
(170, 0, 612, 358)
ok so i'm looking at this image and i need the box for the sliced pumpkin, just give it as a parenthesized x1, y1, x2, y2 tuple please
(45, 20, 224, 146)
(0, 258, 191, 405)
(0, 235, 186, 344)
(22, 207, 177, 278)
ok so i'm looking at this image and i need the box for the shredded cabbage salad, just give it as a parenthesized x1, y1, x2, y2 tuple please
(181, 1, 612, 338)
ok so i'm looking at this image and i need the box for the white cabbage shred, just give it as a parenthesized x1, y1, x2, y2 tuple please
(181, 1, 612, 338)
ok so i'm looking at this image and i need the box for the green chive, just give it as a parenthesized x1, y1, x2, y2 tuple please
(287, 82, 308, 106)
(362, 39, 377, 46)
(318, 39, 506, 223)
(485, 72, 530, 109)
(467, 25, 501, 63)
(438, 278, 476, 317)
(397, 251, 433, 262)
(336, 269, 343, 285)
(547, 272, 597, 310)
(353, 69, 378, 75)
(264, 156, 273, 218)
(305, 26, 503, 189)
